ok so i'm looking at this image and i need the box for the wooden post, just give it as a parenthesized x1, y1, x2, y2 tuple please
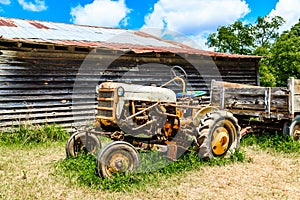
(220, 87, 225, 110)
(288, 77, 295, 116)
(265, 87, 271, 116)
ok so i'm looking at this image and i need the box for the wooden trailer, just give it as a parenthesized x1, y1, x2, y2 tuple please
(210, 77, 300, 140)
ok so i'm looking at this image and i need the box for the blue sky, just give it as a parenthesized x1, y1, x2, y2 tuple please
(0, 0, 299, 49)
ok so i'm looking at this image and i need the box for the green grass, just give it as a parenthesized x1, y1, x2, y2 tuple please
(2, 124, 300, 193)
(54, 131, 300, 192)
(0, 123, 69, 146)
(54, 149, 247, 192)
(241, 132, 300, 154)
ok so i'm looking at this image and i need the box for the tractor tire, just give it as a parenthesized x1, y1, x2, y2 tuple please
(196, 110, 241, 160)
(282, 121, 290, 136)
(288, 116, 300, 141)
(66, 131, 101, 157)
(96, 141, 140, 179)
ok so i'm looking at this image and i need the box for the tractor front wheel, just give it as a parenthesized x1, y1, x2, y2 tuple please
(196, 110, 241, 160)
(66, 131, 101, 157)
(96, 141, 140, 178)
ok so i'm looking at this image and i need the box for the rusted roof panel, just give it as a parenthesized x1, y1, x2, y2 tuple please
(0, 18, 17, 27)
(0, 17, 261, 59)
(28, 21, 49, 29)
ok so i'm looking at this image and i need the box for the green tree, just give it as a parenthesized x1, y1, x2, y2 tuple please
(252, 16, 285, 55)
(263, 19, 300, 86)
(206, 16, 285, 56)
(206, 21, 253, 54)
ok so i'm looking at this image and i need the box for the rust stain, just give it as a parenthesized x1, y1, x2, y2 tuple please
(28, 21, 49, 29)
(0, 17, 263, 59)
(0, 19, 17, 27)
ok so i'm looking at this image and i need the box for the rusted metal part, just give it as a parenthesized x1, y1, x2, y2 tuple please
(110, 131, 124, 140)
(28, 21, 49, 29)
(293, 130, 300, 141)
(240, 126, 252, 137)
(160, 77, 186, 96)
(96, 88, 118, 123)
(0, 37, 263, 59)
(167, 143, 177, 161)
(0, 18, 16, 27)
(136, 141, 178, 161)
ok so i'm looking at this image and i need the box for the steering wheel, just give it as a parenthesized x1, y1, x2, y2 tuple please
(170, 66, 188, 86)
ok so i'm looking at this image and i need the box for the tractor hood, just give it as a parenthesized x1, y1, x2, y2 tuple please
(99, 82, 176, 103)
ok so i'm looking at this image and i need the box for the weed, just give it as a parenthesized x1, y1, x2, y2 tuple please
(241, 132, 300, 154)
(0, 124, 69, 146)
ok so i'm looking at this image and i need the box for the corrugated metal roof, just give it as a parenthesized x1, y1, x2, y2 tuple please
(0, 17, 261, 59)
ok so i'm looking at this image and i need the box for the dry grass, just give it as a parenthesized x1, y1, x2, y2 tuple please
(0, 143, 299, 200)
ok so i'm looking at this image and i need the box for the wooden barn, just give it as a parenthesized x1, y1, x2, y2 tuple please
(0, 17, 262, 129)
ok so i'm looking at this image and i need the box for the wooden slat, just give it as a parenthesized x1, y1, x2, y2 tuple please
(211, 80, 290, 119)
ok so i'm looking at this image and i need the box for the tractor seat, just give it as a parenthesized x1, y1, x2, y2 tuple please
(176, 91, 207, 98)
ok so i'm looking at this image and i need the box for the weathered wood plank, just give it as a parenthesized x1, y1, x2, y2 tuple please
(212, 80, 260, 89)
(211, 80, 290, 118)
(294, 94, 300, 112)
(294, 79, 300, 93)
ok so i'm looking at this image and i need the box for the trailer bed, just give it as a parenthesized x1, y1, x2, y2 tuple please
(210, 77, 300, 120)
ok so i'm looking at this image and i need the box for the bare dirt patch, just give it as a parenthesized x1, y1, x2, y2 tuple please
(0, 144, 299, 200)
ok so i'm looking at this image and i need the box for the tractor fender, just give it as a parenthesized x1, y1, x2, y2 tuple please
(192, 106, 219, 126)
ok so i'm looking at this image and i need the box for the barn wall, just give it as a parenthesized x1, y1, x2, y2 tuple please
(0, 47, 260, 130)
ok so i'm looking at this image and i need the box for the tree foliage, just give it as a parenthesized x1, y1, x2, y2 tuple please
(206, 16, 285, 56)
(205, 16, 299, 87)
(253, 16, 285, 52)
(206, 21, 253, 55)
(262, 19, 300, 86)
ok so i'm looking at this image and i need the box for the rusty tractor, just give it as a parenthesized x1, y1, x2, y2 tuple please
(66, 66, 300, 178)
(66, 67, 242, 178)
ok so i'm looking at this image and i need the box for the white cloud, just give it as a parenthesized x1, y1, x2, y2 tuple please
(70, 0, 130, 27)
(18, 0, 47, 12)
(142, 0, 250, 49)
(0, 0, 10, 5)
(269, 0, 300, 32)
(143, 0, 250, 35)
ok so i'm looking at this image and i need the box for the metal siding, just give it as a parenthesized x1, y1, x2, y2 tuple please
(0, 17, 261, 130)
(0, 49, 260, 130)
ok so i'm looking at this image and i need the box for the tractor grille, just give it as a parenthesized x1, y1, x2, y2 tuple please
(99, 91, 114, 98)
(99, 110, 113, 118)
(98, 100, 113, 108)
(97, 90, 115, 119)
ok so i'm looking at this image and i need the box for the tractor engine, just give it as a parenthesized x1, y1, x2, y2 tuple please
(96, 82, 180, 141)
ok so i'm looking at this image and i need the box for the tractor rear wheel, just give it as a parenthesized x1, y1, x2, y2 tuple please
(66, 131, 101, 157)
(196, 110, 240, 160)
(96, 141, 140, 178)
